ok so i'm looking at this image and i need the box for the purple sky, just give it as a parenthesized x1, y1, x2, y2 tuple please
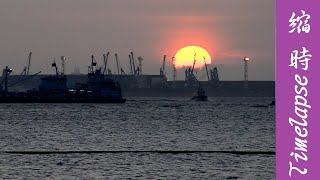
(0, 0, 274, 80)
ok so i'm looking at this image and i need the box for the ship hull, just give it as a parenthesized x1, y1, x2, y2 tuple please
(0, 97, 126, 103)
(190, 96, 208, 101)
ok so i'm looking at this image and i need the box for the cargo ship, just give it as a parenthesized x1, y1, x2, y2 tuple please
(0, 60, 126, 103)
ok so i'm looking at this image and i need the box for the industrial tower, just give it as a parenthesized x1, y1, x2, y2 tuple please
(243, 57, 250, 88)
(138, 56, 143, 75)
(61, 56, 66, 75)
(172, 57, 176, 81)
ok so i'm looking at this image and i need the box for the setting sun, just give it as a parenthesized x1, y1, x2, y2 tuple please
(174, 46, 212, 69)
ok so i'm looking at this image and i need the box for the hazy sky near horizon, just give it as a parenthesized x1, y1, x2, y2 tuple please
(0, 0, 274, 80)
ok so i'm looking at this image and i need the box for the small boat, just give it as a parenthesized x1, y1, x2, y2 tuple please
(269, 100, 275, 106)
(251, 100, 275, 108)
(190, 85, 208, 101)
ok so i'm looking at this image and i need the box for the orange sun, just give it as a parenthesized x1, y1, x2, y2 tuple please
(174, 46, 212, 69)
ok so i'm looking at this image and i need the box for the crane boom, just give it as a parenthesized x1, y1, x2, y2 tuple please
(172, 57, 176, 81)
(21, 67, 26, 75)
(26, 52, 32, 75)
(203, 57, 210, 81)
(191, 53, 197, 74)
(103, 54, 106, 74)
(162, 55, 166, 75)
(121, 68, 126, 75)
(131, 52, 136, 75)
(115, 53, 120, 75)
(129, 55, 133, 75)
(103, 52, 109, 75)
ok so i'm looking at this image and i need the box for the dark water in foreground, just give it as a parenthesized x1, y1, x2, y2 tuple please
(0, 97, 275, 179)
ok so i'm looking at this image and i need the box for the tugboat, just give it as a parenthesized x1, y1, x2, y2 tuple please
(0, 57, 126, 103)
(190, 85, 208, 101)
(269, 100, 275, 106)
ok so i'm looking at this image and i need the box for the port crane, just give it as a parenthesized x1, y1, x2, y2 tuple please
(120, 68, 126, 75)
(20, 67, 27, 75)
(191, 53, 197, 75)
(160, 55, 166, 76)
(203, 56, 210, 81)
(138, 57, 143, 75)
(103, 53, 110, 75)
(113, 53, 126, 75)
(115, 54, 120, 75)
(172, 57, 176, 81)
(129, 55, 133, 75)
(27, 52, 32, 75)
(126, 52, 142, 75)
(88, 55, 97, 73)
(210, 67, 220, 87)
(134, 66, 140, 75)
(52, 59, 59, 75)
(185, 53, 198, 85)
(105, 54, 113, 75)
(131, 52, 137, 75)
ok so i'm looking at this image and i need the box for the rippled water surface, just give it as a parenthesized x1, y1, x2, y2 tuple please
(0, 97, 275, 179)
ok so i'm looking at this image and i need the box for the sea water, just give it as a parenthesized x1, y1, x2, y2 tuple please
(0, 97, 275, 179)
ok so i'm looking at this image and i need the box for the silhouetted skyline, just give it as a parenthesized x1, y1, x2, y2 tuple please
(0, 0, 274, 80)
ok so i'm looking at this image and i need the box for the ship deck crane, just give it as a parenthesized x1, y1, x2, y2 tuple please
(21, 52, 32, 75)
(9, 71, 42, 88)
